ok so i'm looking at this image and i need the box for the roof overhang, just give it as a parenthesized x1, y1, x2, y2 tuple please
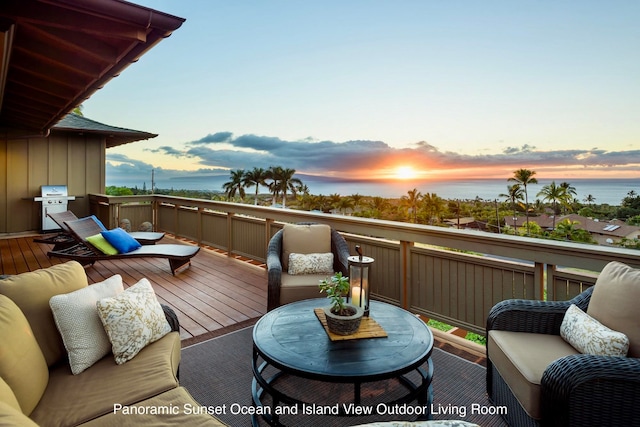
(52, 113, 157, 147)
(0, 0, 185, 133)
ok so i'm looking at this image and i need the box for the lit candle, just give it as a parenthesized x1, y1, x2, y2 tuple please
(361, 279, 368, 309)
(351, 286, 361, 307)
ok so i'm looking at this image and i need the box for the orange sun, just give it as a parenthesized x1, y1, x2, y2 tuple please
(395, 166, 417, 180)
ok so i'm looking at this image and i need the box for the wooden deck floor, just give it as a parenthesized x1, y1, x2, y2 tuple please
(0, 233, 268, 341)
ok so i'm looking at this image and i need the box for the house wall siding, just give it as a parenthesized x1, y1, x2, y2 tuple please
(0, 130, 106, 233)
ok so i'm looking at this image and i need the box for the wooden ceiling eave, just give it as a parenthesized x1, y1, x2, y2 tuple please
(0, 0, 185, 132)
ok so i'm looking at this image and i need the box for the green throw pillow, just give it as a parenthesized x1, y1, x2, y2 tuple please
(86, 233, 119, 255)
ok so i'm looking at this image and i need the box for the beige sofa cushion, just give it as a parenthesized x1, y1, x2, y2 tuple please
(29, 331, 181, 427)
(0, 295, 49, 416)
(0, 401, 39, 427)
(0, 377, 20, 414)
(0, 261, 88, 366)
(282, 224, 331, 271)
(587, 261, 640, 357)
(80, 387, 228, 426)
(488, 330, 579, 420)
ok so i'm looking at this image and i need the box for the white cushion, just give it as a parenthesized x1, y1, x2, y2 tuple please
(561, 304, 629, 356)
(97, 278, 171, 364)
(49, 275, 124, 374)
(288, 252, 334, 275)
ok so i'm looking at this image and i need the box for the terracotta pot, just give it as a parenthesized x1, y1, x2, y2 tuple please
(323, 304, 364, 335)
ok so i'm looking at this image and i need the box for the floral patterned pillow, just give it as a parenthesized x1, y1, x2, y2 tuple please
(560, 304, 629, 356)
(96, 278, 171, 364)
(288, 252, 334, 275)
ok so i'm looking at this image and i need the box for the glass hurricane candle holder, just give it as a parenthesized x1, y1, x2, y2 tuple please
(348, 249, 374, 317)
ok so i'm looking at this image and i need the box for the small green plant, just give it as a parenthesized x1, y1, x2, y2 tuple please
(319, 272, 351, 315)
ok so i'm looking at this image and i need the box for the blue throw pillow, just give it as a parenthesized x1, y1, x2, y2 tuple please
(101, 228, 141, 254)
(90, 215, 108, 232)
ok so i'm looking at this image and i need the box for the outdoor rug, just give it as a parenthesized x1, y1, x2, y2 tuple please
(181, 326, 508, 427)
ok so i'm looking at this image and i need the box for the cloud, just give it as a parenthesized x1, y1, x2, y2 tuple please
(105, 153, 229, 185)
(189, 132, 233, 144)
(145, 146, 185, 157)
(108, 132, 640, 184)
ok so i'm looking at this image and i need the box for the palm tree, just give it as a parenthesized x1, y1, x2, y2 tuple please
(500, 184, 524, 228)
(583, 194, 596, 206)
(422, 192, 445, 225)
(369, 197, 390, 219)
(266, 166, 283, 206)
(222, 169, 246, 201)
(552, 219, 593, 243)
(401, 188, 422, 223)
(314, 195, 330, 212)
(335, 197, 355, 215)
(350, 194, 364, 213)
(277, 168, 302, 208)
(242, 167, 268, 205)
(537, 181, 566, 230)
(559, 182, 577, 214)
(508, 169, 538, 235)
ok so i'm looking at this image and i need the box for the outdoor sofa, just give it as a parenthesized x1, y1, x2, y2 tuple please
(0, 261, 225, 426)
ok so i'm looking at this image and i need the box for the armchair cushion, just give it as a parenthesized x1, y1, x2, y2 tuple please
(288, 252, 334, 275)
(282, 224, 331, 271)
(279, 272, 331, 306)
(560, 304, 629, 357)
(587, 261, 640, 357)
(488, 330, 578, 419)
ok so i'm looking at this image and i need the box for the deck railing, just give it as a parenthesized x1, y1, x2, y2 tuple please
(89, 193, 640, 335)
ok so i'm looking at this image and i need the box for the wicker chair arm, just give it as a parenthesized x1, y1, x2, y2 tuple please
(487, 286, 594, 335)
(331, 229, 350, 275)
(541, 354, 640, 427)
(266, 230, 284, 311)
(162, 304, 180, 332)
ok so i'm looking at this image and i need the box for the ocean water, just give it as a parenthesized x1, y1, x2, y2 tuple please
(107, 175, 639, 206)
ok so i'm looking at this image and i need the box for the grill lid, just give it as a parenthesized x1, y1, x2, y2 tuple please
(40, 185, 69, 197)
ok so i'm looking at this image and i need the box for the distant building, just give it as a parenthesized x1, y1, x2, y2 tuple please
(507, 214, 640, 245)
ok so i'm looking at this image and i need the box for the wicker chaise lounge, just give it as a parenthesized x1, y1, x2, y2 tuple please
(47, 216, 199, 275)
(35, 211, 165, 250)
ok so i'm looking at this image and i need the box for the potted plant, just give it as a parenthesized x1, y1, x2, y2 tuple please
(319, 272, 364, 335)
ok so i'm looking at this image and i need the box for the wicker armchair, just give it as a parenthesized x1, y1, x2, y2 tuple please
(486, 262, 640, 427)
(267, 223, 350, 311)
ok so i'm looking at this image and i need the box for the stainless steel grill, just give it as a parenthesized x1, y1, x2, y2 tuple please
(34, 185, 76, 232)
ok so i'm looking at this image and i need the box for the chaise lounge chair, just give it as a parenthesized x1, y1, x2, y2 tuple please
(47, 216, 200, 275)
(35, 211, 166, 250)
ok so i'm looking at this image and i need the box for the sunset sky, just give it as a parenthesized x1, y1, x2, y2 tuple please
(83, 1, 640, 185)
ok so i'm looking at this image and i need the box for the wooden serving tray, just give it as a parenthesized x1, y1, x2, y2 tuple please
(314, 308, 388, 341)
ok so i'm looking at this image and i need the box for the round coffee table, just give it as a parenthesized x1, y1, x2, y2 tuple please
(251, 299, 434, 426)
